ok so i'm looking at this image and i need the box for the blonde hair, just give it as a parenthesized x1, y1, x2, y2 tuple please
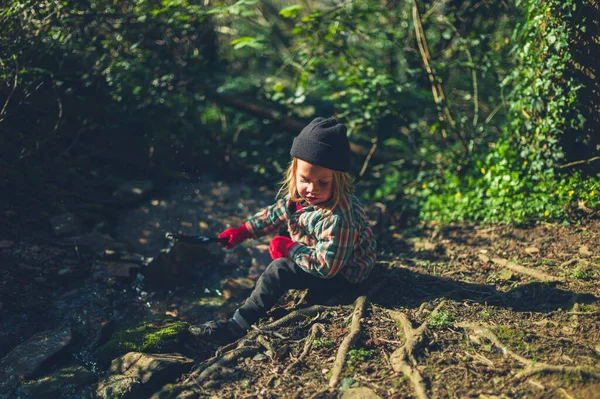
(278, 158, 355, 210)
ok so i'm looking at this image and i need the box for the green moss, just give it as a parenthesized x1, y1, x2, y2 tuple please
(94, 320, 189, 364)
(492, 325, 532, 353)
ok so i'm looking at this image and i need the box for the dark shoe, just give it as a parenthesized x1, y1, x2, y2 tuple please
(188, 319, 245, 345)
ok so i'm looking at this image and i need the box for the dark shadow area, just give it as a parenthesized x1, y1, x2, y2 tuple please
(359, 263, 596, 314)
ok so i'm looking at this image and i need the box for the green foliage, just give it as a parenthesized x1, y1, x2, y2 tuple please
(2, 0, 597, 228)
(415, 0, 600, 224)
(346, 348, 370, 369)
(428, 310, 456, 329)
(313, 337, 334, 350)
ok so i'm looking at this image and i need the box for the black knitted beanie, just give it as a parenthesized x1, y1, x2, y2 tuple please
(290, 117, 350, 172)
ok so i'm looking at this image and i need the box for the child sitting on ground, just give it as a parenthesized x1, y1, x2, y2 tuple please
(189, 117, 377, 343)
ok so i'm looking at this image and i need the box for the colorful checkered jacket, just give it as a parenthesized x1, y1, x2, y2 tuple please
(243, 194, 376, 283)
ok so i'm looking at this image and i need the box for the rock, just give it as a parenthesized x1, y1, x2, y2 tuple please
(18, 365, 97, 398)
(68, 232, 125, 253)
(342, 387, 381, 399)
(50, 213, 83, 237)
(142, 243, 214, 291)
(478, 253, 490, 263)
(113, 180, 154, 204)
(247, 244, 271, 280)
(0, 240, 14, 249)
(96, 375, 141, 399)
(0, 327, 72, 397)
(96, 352, 194, 399)
(220, 277, 255, 300)
(101, 261, 142, 279)
(525, 247, 540, 255)
(579, 245, 592, 256)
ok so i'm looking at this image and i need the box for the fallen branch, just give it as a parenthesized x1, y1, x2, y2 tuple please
(458, 322, 600, 381)
(285, 323, 326, 374)
(387, 300, 447, 399)
(491, 257, 564, 283)
(329, 296, 369, 389)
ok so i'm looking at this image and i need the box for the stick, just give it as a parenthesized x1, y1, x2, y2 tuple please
(328, 296, 368, 389)
(458, 322, 600, 381)
(491, 258, 563, 282)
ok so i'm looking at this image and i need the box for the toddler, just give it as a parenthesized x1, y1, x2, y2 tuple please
(189, 117, 377, 343)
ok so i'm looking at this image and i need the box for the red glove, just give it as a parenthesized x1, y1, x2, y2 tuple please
(218, 225, 252, 249)
(269, 236, 296, 260)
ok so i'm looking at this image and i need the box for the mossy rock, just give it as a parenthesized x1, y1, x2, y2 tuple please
(94, 320, 189, 365)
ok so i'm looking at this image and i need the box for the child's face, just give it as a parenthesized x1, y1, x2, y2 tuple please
(295, 159, 334, 206)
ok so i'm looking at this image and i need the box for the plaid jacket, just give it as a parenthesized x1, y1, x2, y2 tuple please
(244, 194, 376, 283)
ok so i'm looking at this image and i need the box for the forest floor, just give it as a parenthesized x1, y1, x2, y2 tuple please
(1, 177, 599, 398)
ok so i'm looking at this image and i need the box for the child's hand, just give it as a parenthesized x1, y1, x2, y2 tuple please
(269, 236, 295, 260)
(218, 225, 251, 249)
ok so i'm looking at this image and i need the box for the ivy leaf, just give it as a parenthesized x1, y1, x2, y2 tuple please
(279, 5, 305, 18)
(230, 36, 264, 50)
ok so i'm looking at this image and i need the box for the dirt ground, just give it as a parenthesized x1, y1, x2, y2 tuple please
(177, 219, 600, 399)
(1, 179, 599, 398)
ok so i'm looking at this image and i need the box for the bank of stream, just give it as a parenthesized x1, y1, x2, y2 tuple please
(1, 176, 599, 399)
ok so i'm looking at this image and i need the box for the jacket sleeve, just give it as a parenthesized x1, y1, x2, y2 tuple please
(244, 198, 290, 238)
(288, 214, 355, 278)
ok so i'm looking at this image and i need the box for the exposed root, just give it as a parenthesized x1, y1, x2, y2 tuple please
(188, 346, 259, 385)
(387, 300, 447, 399)
(329, 296, 369, 389)
(491, 257, 564, 282)
(458, 322, 600, 381)
(284, 323, 326, 374)
(261, 304, 340, 331)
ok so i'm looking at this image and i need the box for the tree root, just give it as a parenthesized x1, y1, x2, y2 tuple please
(189, 346, 259, 386)
(262, 304, 340, 331)
(387, 300, 447, 399)
(491, 257, 564, 282)
(458, 322, 600, 381)
(329, 296, 369, 389)
(284, 323, 326, 374)
(187, 303, 342, 389)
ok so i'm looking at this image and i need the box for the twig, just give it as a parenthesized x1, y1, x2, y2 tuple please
(412, 0, 472, 156)
(440, 18, 478, 127)
(251, 325, 287, 339)
(458, 322, 600, 381)
(359, 138, 378, 177)
(491, 257, 564, 283)
(284, 323, 326, 374)
(51, 79, 63, 132)
(559, 156, 600, 169)
(0, 60, 19, 122)
(329, 296, 369, 389)
(387, 301, 446, 399)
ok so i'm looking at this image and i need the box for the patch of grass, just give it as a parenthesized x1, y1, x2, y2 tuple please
(428, 310, 455, 329)
(346, 348, 371, 369)
(313, 337, 335, 349)
(569, 265, 593, 280)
